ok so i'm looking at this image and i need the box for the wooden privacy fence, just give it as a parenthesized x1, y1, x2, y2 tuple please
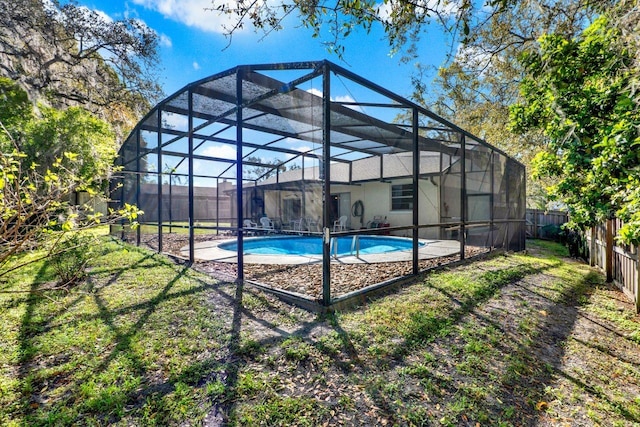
(586, 219, 640, 313)
(526, 209, 568, 240)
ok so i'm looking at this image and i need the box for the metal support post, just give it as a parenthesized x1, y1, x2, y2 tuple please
(236, 67, 245, 281)
(135, 130, 141, 246)
(188, 90, 195, 262)
(490, 151, 494, 249)
(606, 219, 613, 282)
(322, 63, 332, 306)
(460, 134, 466, 260)
(157, 110, 163, 252)
(412, 108, 419, 275)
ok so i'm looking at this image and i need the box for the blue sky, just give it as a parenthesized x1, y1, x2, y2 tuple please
(71, 0, 455, 100)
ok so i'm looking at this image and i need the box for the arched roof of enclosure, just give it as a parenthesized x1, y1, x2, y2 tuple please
(117, 60, 522, 182)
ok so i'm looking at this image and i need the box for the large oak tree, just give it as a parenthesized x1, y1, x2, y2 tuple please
(0, 0, 162, 136)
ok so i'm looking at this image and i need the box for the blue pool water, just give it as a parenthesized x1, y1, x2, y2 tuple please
(219, 235, 423, 256)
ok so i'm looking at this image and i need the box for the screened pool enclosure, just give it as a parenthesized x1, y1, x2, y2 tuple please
(111, 60, 525, 309)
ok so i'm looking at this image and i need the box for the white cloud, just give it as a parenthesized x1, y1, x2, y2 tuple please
(159, 33, 173, 47)
(131, 0, 251, 34)
(376, 2, 393, 23)
(284, 145, 312, 160)
(162, 112, 189, 130)
(201, 144, 237, 160)
(193, 144, 238, 177)
(91, 7, 115, 23)
(193, 61, 201, 70)
(307, 88, 323, 98)
(455, 44, 492, 75)
(305, 89, 362, 111)
(376, 0, 460, 23)
(335, 95, 364, 112)
(334, 94, 355, 104)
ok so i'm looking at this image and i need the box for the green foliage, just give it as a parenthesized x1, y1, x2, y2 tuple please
(428, 0, 604, 209)
(509, 13, 640, 242)
(0, 78, 142, 276)
(48, 233, 95, 285)
(281, 335, 313, 363)
(24, 105, 117, 192)
(0, 77, 32, 147)
(213, 0, 478, 60)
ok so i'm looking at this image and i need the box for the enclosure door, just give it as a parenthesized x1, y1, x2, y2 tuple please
(283, 197, 301, 223)
(330, 193, 351, 225)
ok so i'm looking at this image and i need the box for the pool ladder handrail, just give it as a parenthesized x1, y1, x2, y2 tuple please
(329, 235, 360, 258)
(350, 235, 360, 257)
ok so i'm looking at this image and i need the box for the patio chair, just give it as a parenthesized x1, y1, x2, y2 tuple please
(243, 219, 258, 235)
(260, 216, 275, 233)
(333, 215, 347, 232)
(292, 218, 304, 232)
(306, 217, 320, 233)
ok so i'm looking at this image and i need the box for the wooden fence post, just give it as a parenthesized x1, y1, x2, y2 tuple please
(636, 247, 640, 314)
(606, 219, 613, 283)
(590, 226, 596, 267)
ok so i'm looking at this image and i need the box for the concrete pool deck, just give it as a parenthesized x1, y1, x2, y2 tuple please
(181, 237, 461, 265)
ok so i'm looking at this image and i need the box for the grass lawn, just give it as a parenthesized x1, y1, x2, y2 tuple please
(1, 238, 639, 425)
(136, 221, 232, 235)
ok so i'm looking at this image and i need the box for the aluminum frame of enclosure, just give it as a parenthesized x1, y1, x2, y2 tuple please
(110, 60, 526, 308)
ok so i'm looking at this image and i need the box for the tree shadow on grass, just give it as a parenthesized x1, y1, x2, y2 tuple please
(16, 261, 57, 420)
(186, 259, 568, 425)
(15, 251, 166, 423)
(510, 270, 640, 425)
(340, 262, 560, 421)
(318, 257, 620, 425)
(15, 241, 638, 426)
(87, 258, 327, 424)
(390, 260, 562, 359)
(183, 257, 569, 425)
(14, 243, 244, 424)
(194, 252, 640, 426)
(361, 260, 640, 426)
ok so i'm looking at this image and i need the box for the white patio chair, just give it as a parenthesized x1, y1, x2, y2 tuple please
(243, 219, 258, 235)
(260, 216, 275, 233)
(306, 217, 320, 232)
(333, 215, 347, 232)
(292, 218, 304, 232)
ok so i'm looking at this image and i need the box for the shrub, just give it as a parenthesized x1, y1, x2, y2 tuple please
(49, 233, 95, 286)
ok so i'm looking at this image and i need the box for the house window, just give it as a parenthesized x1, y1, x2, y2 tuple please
(391, 184, 413, 211)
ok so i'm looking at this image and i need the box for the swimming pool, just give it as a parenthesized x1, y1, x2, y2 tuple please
(218, 235, 424, 256)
